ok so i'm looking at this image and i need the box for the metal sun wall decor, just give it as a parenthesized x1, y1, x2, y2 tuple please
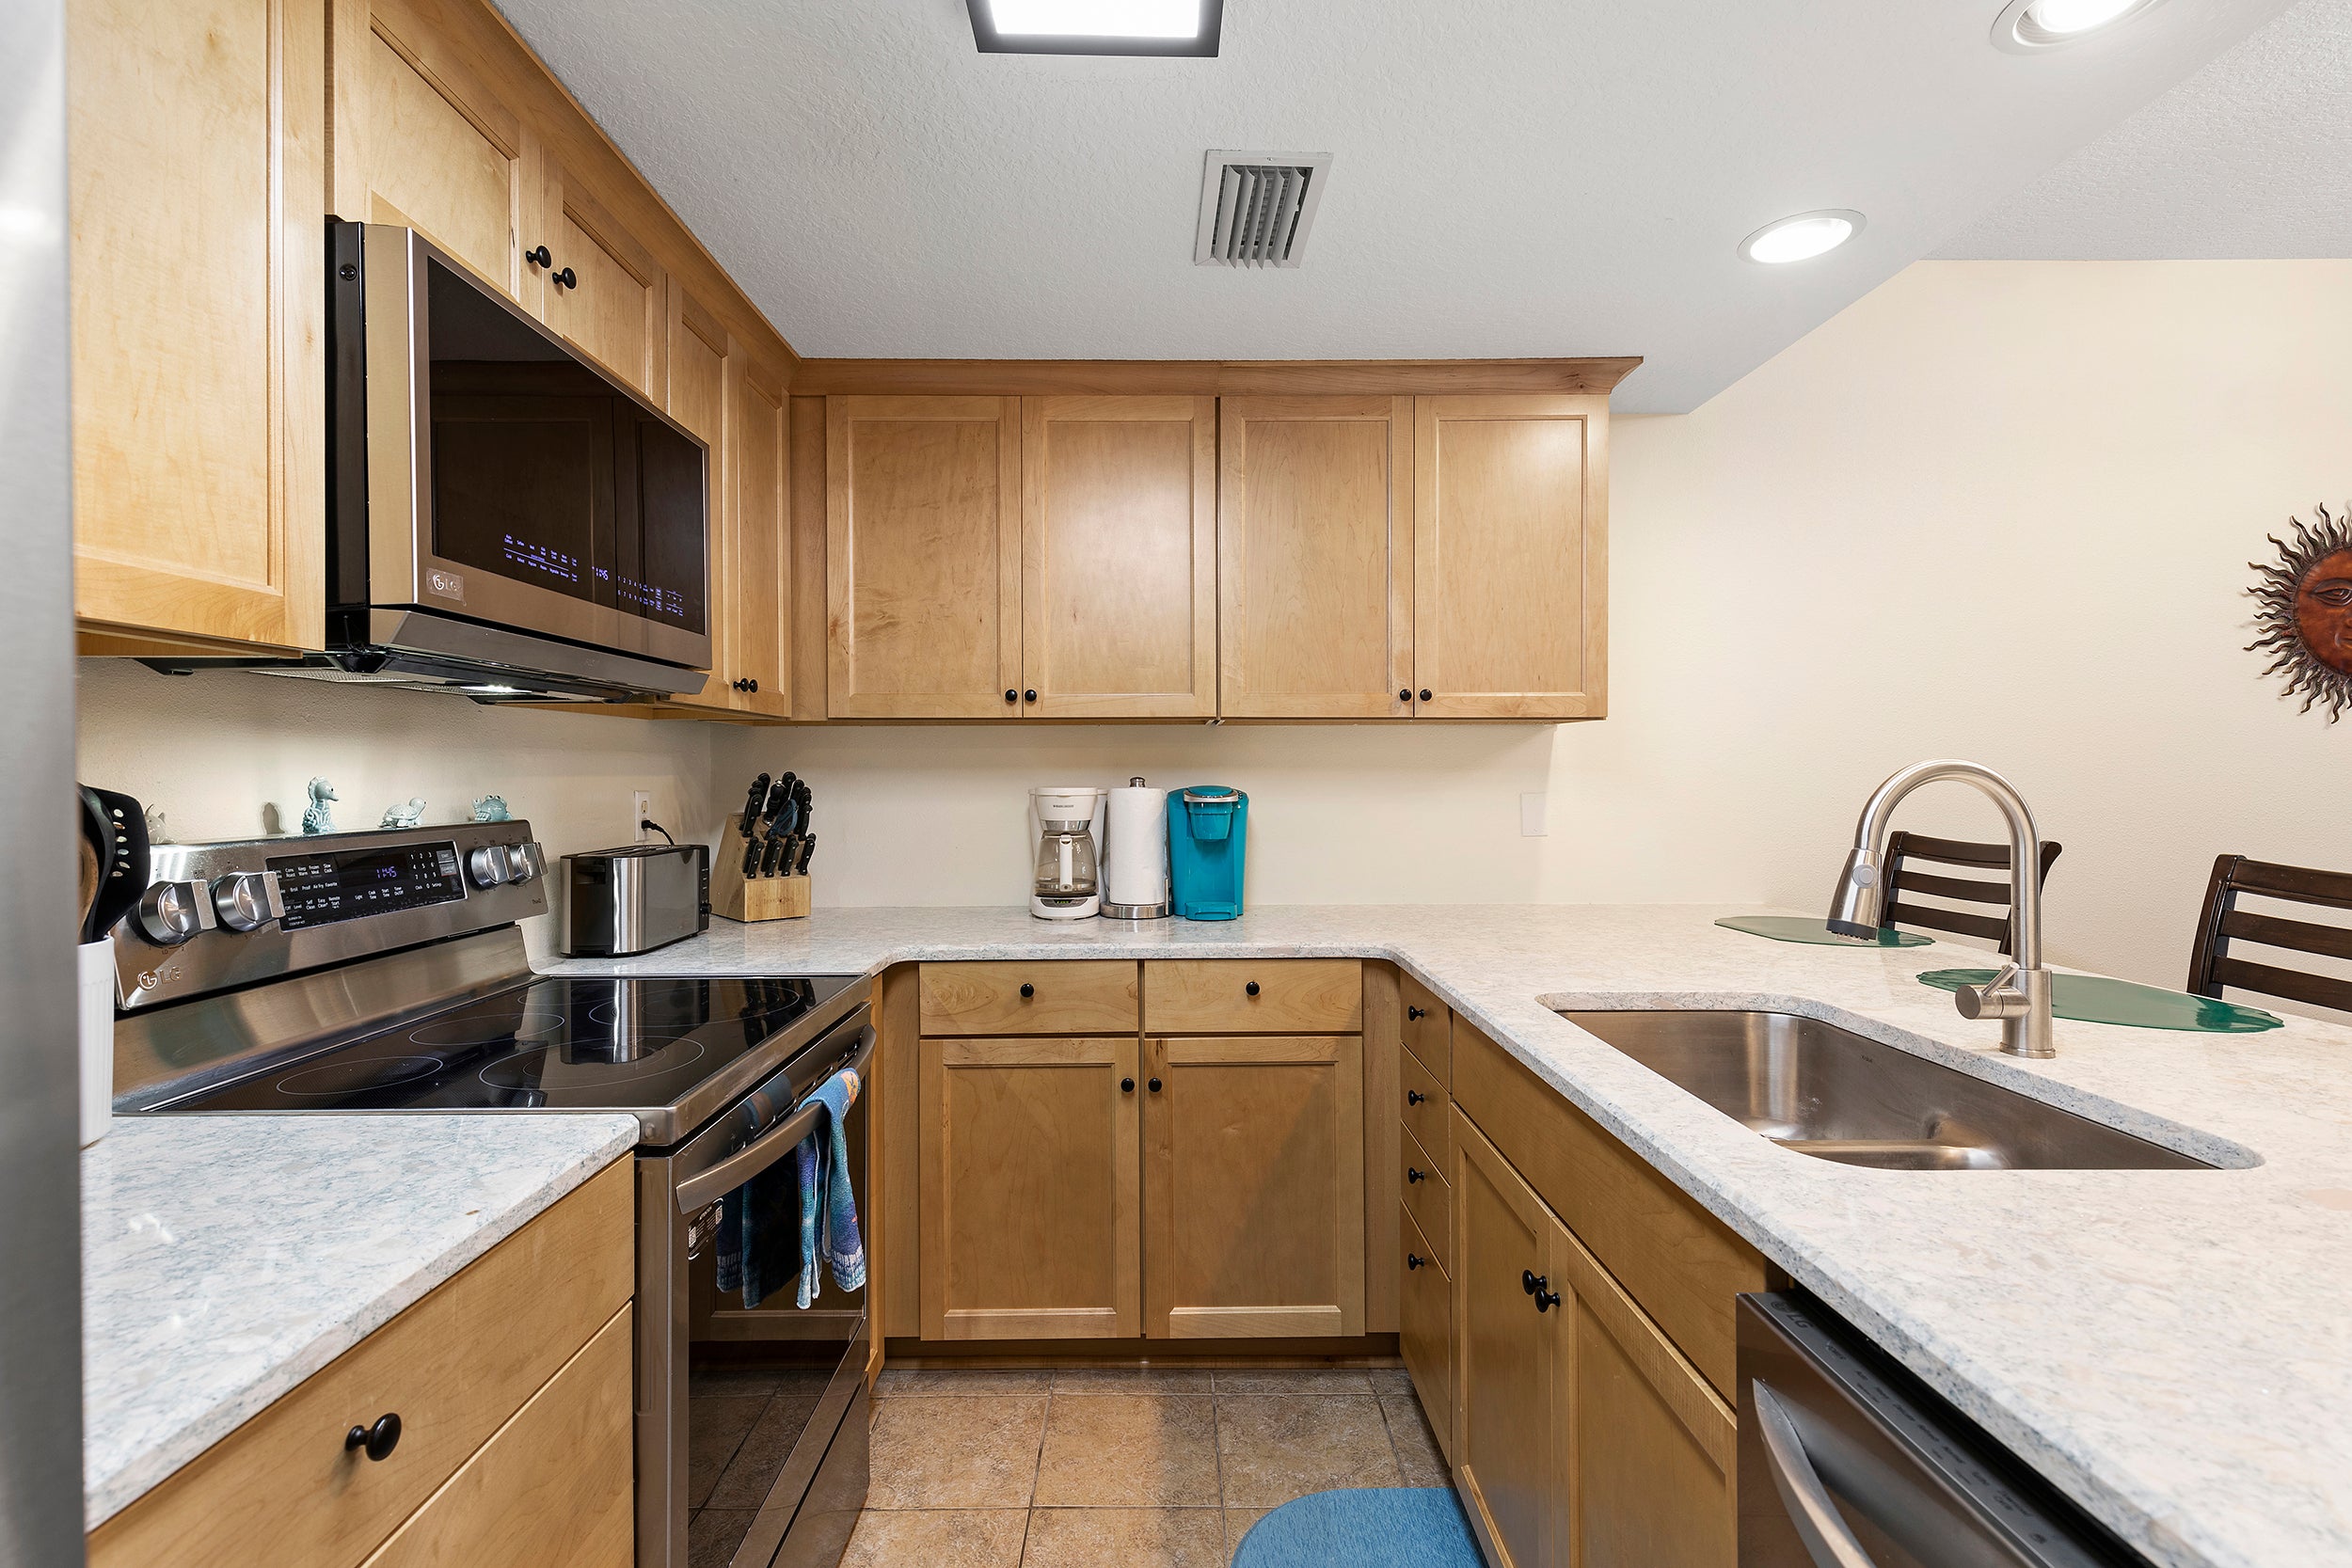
(2248, 502, 2352, 722)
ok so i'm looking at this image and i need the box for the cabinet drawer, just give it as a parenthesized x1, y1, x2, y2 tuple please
(1400, 973, 1450, 1083)
(1400, 1046, 1449, 1170)
(1144, 958, 1362, 1034)
(1401, 1124, 1451, 1275)
(360, 1305, 635, 1568)
(919, 960, 1138, 1035)
(1398, 1204, 1452, 1464)
(87, 1159, 633, 1568)
(1454, 1017, 1771, 1400)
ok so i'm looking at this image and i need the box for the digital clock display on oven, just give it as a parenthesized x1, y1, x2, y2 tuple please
(264, 841, 466, 930)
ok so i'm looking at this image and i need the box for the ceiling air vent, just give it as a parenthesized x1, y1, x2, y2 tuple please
(1194, 150, 1332, 268)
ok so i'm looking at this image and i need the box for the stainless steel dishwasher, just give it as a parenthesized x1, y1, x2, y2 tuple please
(1738, 1291, 2151, 1568)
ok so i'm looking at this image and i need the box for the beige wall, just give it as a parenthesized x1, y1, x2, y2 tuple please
(75, 260, 2352, 985)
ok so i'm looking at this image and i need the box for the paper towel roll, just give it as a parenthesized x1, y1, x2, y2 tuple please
(1104, 779, 1169, 915)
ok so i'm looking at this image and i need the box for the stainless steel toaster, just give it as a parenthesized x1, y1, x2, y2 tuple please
(562, 843, 709, 957)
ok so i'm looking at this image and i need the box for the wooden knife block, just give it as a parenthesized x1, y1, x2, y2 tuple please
(711, 854, 810, 923)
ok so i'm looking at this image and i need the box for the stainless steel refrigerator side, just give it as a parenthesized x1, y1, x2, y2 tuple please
(0, 0, 87, 1561)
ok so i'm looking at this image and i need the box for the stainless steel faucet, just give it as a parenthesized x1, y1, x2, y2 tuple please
(1825, 759, 2056, 1058)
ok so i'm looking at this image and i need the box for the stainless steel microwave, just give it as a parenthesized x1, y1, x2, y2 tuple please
(320, 222, 709, 701)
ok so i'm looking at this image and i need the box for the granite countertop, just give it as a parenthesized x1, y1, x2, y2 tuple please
(549, 904, 2352, 1568)
(82, 1113, 639, 1530)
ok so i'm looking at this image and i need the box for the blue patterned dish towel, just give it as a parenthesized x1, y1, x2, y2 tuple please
(714, 1065, 866, 1310)
(796, 1067, 866, 1308)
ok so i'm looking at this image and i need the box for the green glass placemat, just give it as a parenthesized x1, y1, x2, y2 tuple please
(1716, 915, 1933, 948)
(1916, 970, 2282, 1033)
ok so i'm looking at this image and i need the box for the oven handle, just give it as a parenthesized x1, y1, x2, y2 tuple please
(675, 1023, 875, 1215)
(1753, 1379, 1881, 1568)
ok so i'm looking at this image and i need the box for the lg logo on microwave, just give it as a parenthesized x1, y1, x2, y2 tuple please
(427, 569, 465, 601)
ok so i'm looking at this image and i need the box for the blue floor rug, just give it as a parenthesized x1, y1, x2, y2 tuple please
(1231, 1487, 1481, 1568)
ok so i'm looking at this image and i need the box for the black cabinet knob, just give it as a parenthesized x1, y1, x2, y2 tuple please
(1019, 982, 1035, 998)
(1245, 980, 1261, 997)
(746, 678, 758, 693)
(1406, 1006, 1427, 1022)
(1121, 1077, 1136, 1093)
(1005, 689, 1019, 704)
(1148, 1077, 1163, 1093)
(1406, 1089, 1426, 1106)
(1522, 1269, 1540, 1296)
(1398, 688, 1412, 702)
(1024, 689, 1038, 703)
(1534, 1280, 1561, 1312)
(1406, 1253, 1426, 1270)
(545, 265, 575, 290)
(1419, 689, 1433, 703)
(345, 1413, 402, 1462)
(525, 244, 552, 269)
(1406, 1166, 1425, 1184)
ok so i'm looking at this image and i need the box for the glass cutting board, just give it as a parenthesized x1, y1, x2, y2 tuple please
(1716, 915, 1933, 948)
(1916, 969, 2282, 1033)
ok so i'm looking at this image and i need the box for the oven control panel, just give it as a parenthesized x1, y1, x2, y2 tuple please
(110, 822, 548, 1011)
(266, 841, 466, 931)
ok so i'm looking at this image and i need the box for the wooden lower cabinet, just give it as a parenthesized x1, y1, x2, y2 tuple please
(1452, 1109, 1735, 1568)
(87, 1159, 633, 1568)
(1142, 1034, 1364, 1338)
(917, 1035, 1141, 1339)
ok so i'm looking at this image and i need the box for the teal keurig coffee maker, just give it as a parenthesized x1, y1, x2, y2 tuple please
(1168, 786, 1248, 920)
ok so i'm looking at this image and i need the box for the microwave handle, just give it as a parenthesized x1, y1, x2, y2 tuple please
(674, 1023, 875, 1214)
(1754, 1380, 1882, 1568)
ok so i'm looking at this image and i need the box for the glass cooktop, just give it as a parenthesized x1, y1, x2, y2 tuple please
(161, 974, 856, 1115)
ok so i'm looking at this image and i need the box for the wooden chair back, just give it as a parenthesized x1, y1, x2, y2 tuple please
(1883, 832, 2064, 956)
(2186, 855, 2352, 1017)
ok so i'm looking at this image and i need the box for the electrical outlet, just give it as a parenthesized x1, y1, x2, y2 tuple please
(630, 790, 652, 842)
(1519, 792, 1549, 837)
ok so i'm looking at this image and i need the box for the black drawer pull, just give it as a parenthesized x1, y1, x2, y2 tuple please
(1406, 1089, 1426, 1106)
(1407, 1006, 1427, 1022)
(345, 1413, 402, 1462)
(1406, 1252, 1426, 1270)
(1019, 982, 1034, 998)
(1245, 980, 1261, 996)
(1406, 1166, 1425, 1184)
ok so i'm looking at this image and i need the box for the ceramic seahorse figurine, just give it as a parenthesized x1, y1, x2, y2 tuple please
(301, 777, 339, 835)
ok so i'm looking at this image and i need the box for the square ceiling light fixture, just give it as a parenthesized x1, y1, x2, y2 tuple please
(967, 0, 1223, 56)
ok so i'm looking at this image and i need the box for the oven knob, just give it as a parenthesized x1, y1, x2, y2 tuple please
(507, 841, 546, 884)
(135, 880, 218, 945)
(467, 845, 514, 888)
(210, 871, 284, 933)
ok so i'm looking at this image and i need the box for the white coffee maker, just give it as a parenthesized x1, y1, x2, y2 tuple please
(1028, 786, 1105, 920)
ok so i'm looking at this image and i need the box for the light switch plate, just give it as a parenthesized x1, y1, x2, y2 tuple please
(1520, 792, 1548, 837)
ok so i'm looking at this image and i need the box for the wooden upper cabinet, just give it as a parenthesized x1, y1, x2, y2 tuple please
(1217, 397, 1414, 719)
(1142, 1034, 1365, 1339)
(333, 0, 539, 307)
(1412, 395, 1607, 720)
(540, 159, 666, 398)
(69, 0, 326, 653)
(1020, 397, 1216, 718)
(826, 397, 1023, 718)
(918, 1037, 1140, 1340)
(658, 290, 729, 707)
(725, 351, 793, 717)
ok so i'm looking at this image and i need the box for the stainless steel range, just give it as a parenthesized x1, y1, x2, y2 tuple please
(110, 821, 871, 1568)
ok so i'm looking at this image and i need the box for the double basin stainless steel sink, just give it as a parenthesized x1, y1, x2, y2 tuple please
(1557, 1009, 2212, 1171)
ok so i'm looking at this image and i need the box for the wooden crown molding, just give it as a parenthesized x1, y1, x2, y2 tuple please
(788, 356, 1644, 398)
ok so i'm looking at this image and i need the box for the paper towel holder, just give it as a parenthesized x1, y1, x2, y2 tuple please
(1103, 776, 1172, 921)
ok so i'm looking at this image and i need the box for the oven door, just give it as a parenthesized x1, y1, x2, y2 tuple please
(638, 1013, 874, 1568)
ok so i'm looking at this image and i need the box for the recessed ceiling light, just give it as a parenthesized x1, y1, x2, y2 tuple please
(1993, 0, 2165, 51)
(967, 0, 1222, 56)
(1739, 210, 1866, 265)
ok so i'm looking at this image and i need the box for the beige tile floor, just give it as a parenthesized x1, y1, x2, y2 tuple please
(839, 1364, 1451, 1568)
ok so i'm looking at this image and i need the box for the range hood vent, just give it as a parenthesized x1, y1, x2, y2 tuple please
(1194, 150, 1332, 268)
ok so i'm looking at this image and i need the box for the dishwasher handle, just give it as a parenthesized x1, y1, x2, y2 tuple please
(675, 1023, 874, 1214)
(1754, 1379, 1882, 1568)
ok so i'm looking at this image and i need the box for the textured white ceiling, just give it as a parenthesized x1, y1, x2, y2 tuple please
(1941, 0, 2352, 259)
(492, 0, 2298, 411)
